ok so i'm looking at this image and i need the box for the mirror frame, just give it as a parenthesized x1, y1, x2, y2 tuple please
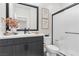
(6, 3, 39, 31)
(6, 3, 10, 30)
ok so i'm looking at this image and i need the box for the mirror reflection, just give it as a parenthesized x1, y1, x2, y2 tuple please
(12, 3, 38, 31)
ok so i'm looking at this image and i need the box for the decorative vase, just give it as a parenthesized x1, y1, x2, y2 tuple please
(11, 27, 17, 34)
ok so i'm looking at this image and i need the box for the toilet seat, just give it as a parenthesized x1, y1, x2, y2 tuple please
(45, 45, 59, 56)
(46, 45, 59, 51)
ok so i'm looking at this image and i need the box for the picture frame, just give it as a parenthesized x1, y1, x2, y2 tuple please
(42, 8, 49, 18)
(41, 8, 49, 29)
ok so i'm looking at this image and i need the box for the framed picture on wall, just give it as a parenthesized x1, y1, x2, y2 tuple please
(41, 8, 49, 29)
(41, 19, 49, 29)
(42, 8, 49, 18)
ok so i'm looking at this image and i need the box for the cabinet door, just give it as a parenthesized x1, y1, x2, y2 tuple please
(14, 43, 44, 56)
(0, 45, 13, 56)
(10, 36, 44, 56)
(30, 36, 44, 56)
(13, 43, 28, 56)
(28, 41, 44, 56)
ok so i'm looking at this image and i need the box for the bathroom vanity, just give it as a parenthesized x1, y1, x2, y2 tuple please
(0, 34, 44, 56)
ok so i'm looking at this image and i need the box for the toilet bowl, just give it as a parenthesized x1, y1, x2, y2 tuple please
(45, 45, 59, 56)
(44, 36, 59, 55)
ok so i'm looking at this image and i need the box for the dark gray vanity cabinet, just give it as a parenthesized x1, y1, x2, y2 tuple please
(0, 45, 13, 56)
(0, 39, 14, 56)
(0, 36, 44, 56)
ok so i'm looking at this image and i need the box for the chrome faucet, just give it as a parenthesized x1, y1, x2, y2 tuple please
(24, 28, 27, 34)
(24, 28, 30, 34)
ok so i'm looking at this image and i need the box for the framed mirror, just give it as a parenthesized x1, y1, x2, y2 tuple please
(0, 3, 6, 33)
(9, 3, 39, 31)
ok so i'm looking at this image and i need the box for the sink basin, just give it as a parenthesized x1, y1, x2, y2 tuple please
(3, 32, 18, 36)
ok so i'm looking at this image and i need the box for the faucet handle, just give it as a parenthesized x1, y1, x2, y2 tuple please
(27, 28, 30, 34)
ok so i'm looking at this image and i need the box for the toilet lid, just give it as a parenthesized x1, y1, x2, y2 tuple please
(46, 45, 59, 51)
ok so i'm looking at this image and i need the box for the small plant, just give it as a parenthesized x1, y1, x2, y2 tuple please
(4, 17, 18, 28)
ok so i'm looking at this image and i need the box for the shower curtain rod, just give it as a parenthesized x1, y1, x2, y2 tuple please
(65, 32, 79, 34)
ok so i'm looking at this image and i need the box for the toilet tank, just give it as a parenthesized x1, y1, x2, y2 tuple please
(44, 36, 52, 45)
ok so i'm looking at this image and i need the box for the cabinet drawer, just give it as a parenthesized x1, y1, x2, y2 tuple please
(12, 37, 31, 44)
(24, 36, 43, 43)
(0, 36, 43, 46)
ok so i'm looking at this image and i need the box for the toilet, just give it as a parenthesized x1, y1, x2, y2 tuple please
(44, 36, 59, 56)
(45, 45, 59, 56)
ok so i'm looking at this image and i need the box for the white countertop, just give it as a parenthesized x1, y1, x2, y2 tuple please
(0, 33, 44, 39)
